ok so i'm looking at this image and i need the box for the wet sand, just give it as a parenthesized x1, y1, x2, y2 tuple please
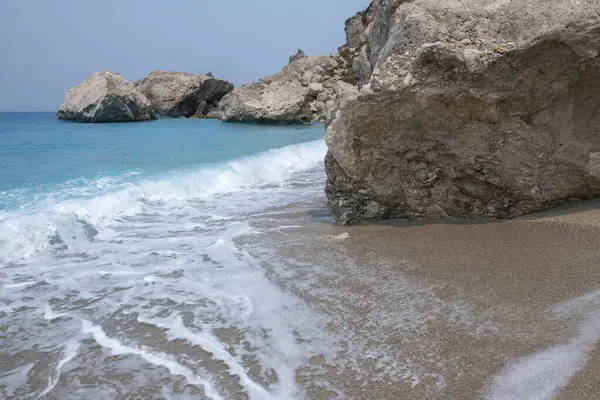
(4, 194, 600, 399)
(244, 197, 600, 399)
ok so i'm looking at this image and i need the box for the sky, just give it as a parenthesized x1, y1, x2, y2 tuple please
(0, 0, 370, 112)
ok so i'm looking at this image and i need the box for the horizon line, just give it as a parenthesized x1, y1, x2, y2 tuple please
(0, 110, 56, 113)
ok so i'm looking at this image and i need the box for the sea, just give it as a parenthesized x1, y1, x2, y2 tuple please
(2, 113, 599, 400)
(0, 113, 334, 399)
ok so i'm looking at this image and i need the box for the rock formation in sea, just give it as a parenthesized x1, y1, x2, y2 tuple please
(215, 48, 360, 124)
(325, 0, 600, 225)
(57, 71, 156, 123)
(134, 71, 233, 118)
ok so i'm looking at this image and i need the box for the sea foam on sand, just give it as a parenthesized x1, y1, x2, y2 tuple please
(488, 290, 600, 400)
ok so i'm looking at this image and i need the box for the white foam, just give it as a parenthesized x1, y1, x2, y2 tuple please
(81, 320, 224, 400)
(4, 281, 39, 289)
(95, 270, 145, 276)
(38, 339, 80, 398)
(334, 233, 350, 240)
(0, 138, 334, 398)
(268, 225, 303, 231)
(0, 171, 142, 212)
(43, 308, 69, 321)
(0, 140, 326, 265)
(123, 225, 333, 399)
(139, 314, 271, 400)
(488, 291, 600, 400)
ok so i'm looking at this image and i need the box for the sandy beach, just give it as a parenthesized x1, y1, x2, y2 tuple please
(3, 0, 599, 397)
(243, 197, 600, 399)
(3, 150, 600, 399)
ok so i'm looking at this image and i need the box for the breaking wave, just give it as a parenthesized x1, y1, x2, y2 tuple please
(0, 140, 327, 264)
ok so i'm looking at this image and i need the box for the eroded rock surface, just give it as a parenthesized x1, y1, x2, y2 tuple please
(217, 50, 356, 123)
(57, 72, 156, 123)
(134, 71, 233, 118)
(326, 0, 600, 224)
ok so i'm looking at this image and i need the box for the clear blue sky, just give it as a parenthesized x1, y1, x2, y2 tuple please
(0, 0, 369, 112)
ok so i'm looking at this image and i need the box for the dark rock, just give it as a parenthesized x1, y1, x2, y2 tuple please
(134, 71, 233, 118)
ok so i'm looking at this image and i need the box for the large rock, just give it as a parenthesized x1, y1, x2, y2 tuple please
(57, 71, 156, 123)
(134, 71, 233, 118)
(217, 80, 314, 124)
(326, 0, 600, 224)
(216, 51, 349, 123)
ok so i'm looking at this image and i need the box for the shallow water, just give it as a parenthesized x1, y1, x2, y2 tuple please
(2, 113, 600, 400)
(0, 114, 331, 399)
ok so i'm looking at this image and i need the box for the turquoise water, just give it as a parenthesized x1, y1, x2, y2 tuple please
(0, 112, 331, 399)
(0, 113, 324, 210)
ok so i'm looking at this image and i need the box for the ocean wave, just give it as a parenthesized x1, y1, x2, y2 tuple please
(0, 140, 326, 264)
(0, 171, 143, 212)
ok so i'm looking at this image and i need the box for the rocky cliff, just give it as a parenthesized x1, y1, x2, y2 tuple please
(134, 71, 233, 118)
(57, 72, 156, 123)
(216, 49, 359, 123)
(325, 0, 600, 224)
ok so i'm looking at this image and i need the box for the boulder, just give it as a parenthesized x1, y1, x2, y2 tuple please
(217, 53, 347, 123)
(134, 71, 233, 118)
(308, 82, 324, 96)
(217, 80, 313, 124)
(57, 71, 156, 123)
(326, 0, 600, 224)
(317, 92, 330, 103)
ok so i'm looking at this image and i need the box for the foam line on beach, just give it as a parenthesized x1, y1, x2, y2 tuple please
(38, 340, 80, 398)
(488, 290, 600, 400)
(139, 314, 272, 400)
(81, 320, 224, 400)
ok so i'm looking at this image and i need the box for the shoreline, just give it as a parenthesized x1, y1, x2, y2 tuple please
(3, 123, 600, 398)
(242, 196, 600, 399)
